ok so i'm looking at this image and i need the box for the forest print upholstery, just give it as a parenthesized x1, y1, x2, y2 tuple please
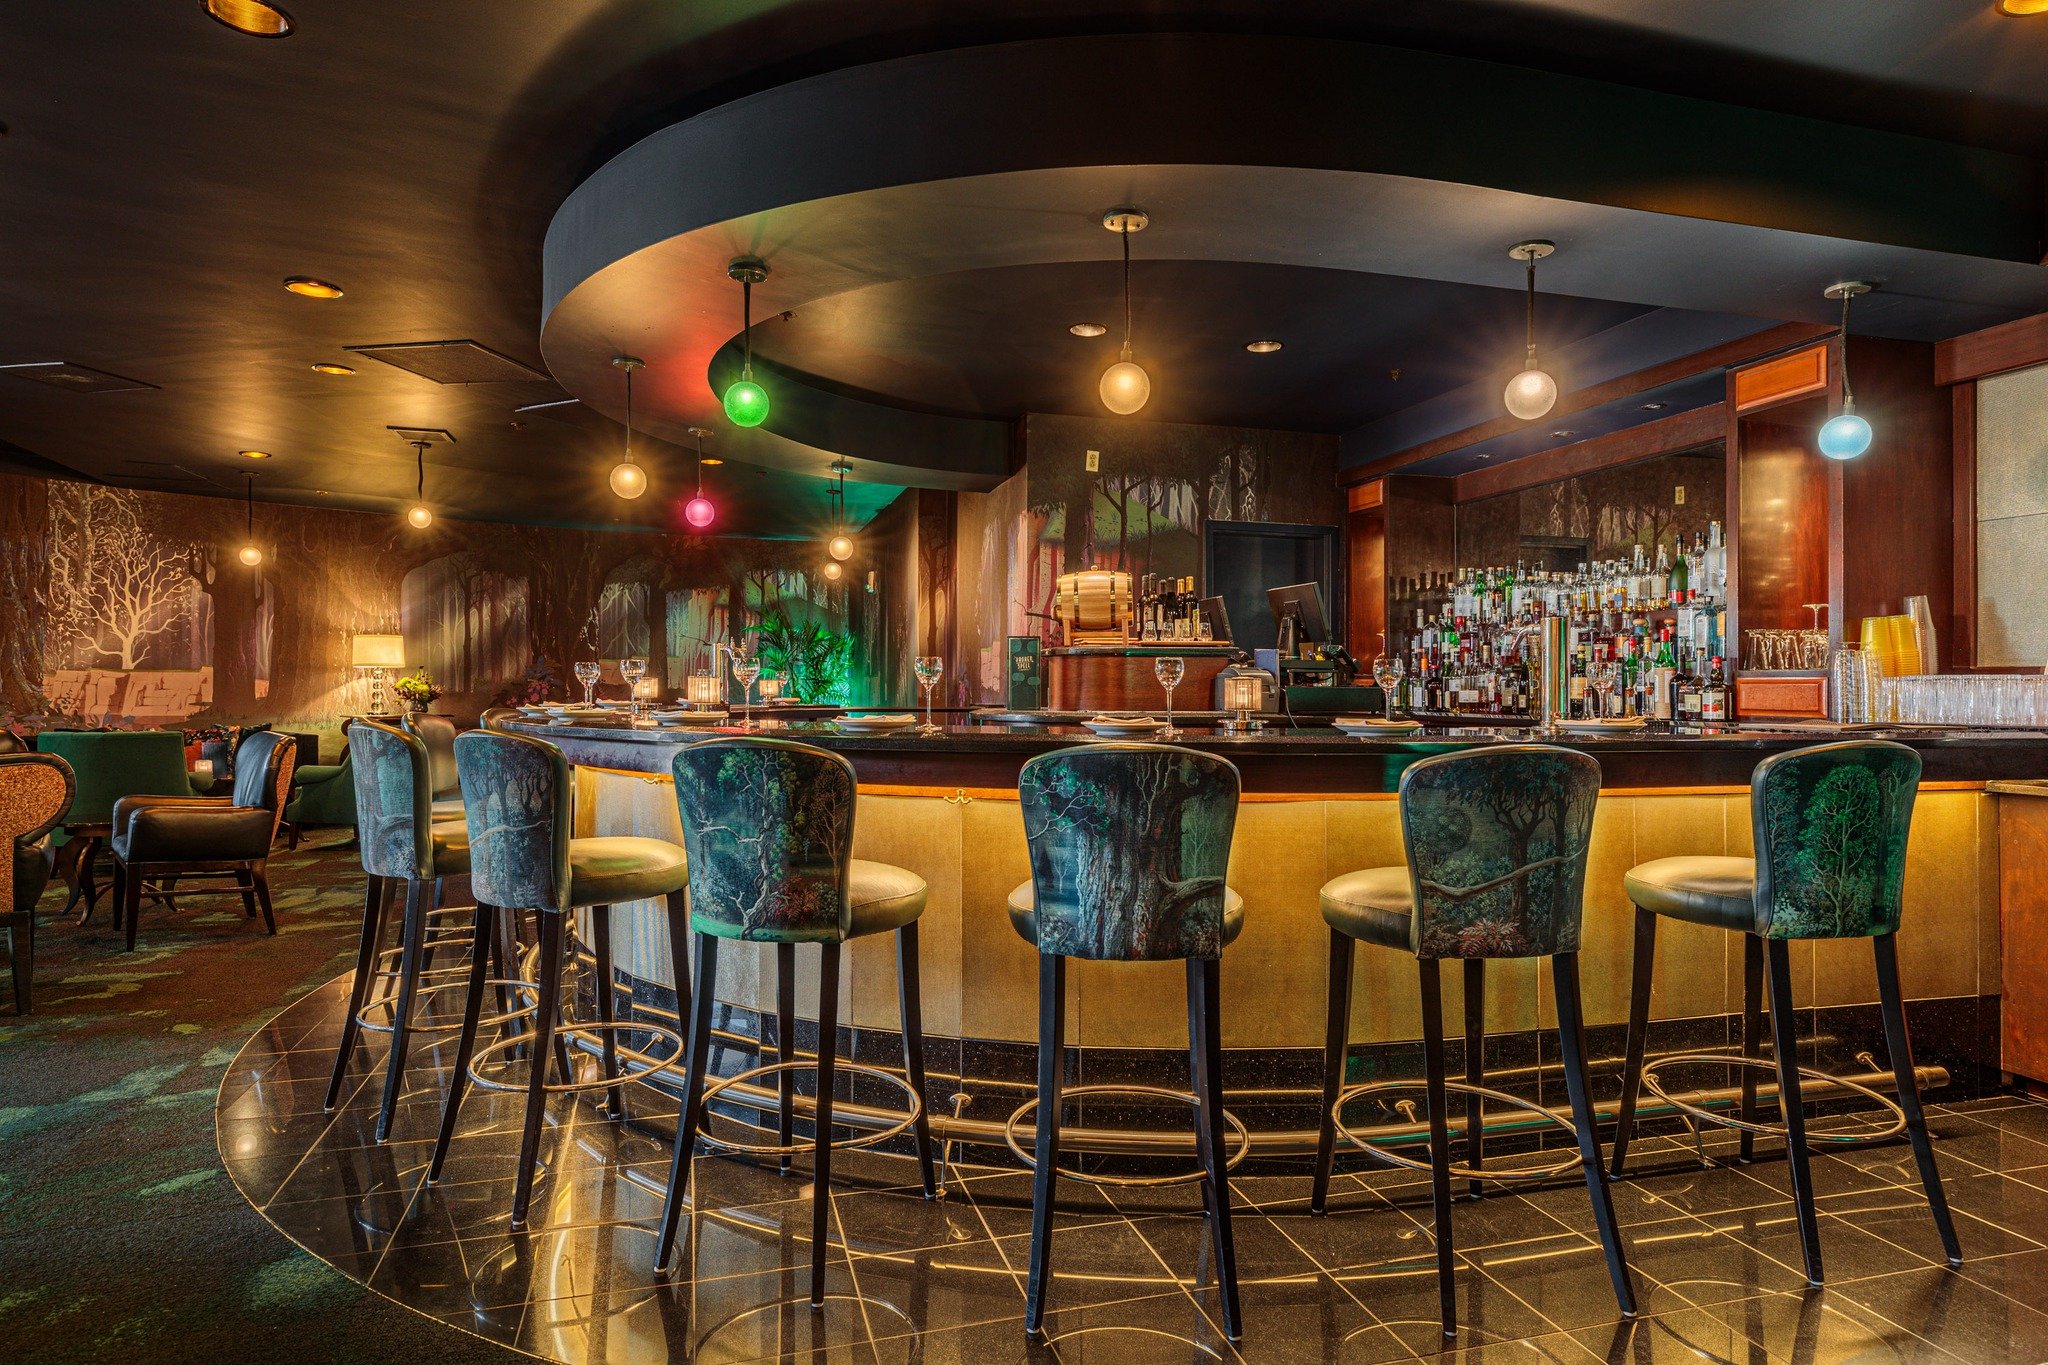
(672, 738, 856, 943)
(1016, 743, 1239, 961)
(1399, 745, 1599, 960)
(348, 721, 435, 883)
(1752, 740, 1918, 940)
(455, 729, 573, 914)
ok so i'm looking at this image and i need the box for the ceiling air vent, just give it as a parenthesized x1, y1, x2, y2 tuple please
(0, 361, 158, 394)
(345, 340, 549, 385)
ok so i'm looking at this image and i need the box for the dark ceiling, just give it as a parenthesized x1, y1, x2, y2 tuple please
(2, 0, 2045, 534)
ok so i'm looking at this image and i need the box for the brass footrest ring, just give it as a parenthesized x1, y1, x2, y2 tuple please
(466, 1020, 686, 1095)
(692, 1059, 922, 1157)
(1003, 1084, 1250, 1190)
(355, 975, 540, 1037)
(1638, 1052, 1906, 1144)
(1332, 1080, 1583, 1183)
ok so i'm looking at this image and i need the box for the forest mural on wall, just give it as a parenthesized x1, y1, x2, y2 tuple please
(0, 471, 916, 738)
(1454, 450, 1727, 570)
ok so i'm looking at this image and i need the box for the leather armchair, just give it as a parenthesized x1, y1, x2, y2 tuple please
(4, 753, 75, 1014)
(110, 731, 297, 951)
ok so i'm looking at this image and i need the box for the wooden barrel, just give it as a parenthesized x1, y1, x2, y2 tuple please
(1054, 569, 1132, 634)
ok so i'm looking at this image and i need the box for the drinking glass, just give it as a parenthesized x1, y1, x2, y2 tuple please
(914, 655, 944, 734)
(574, 660, 600, 707)
(1155, 655, 1186, 738)
(1372, 652, 1405, 720)
(1588, 662, 1617, 719)
(620, 656, 646, 721)
(731, 652, 761, 730)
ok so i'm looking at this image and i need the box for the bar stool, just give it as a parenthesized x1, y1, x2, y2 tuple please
(1609, 739, 1961, 1283)
(654, 736, 937, 1307)
(1009, 743, 1246, 1340)
(1311, 745, 1636, 1338)
(427, 728, 694, 1230)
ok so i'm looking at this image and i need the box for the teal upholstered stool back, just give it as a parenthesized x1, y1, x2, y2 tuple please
(2, 753, 75, 913)
(348, 721, 436, 883)
(454, 729, 574, 914)
(1398, 745, 1600, 960)
(33, 730, 190, 824)
(673, 737, 856, 943)
(1751, 740, 1919, 941)
(1016, 743, 1240, 962)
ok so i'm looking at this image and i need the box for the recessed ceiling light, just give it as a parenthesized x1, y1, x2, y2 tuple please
(1245, 340, 1283, 354)
(1550, 429, 1574, 438)
(1475, 452, 1494, 460)
(700, 457, 725, 466)
(1640, 401, 1668, 411)
(310, 362, 354, 375)
(283, 276, 343, 299)
(200, 0, 294, 37)
(1997, 0, 2048, 15)
(239, 449, 272, 460)
(1069, 323, 1107, 338)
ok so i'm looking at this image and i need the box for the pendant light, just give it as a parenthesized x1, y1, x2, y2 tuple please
(404, 438, 434, 528)
(723, 257, 771, 427)
(236, 473, 263, 567)
(684, 426, 717, 529)
(608, 354, 647, 498)
(1099, 208, 1151, 415)
(1818, 281, 1875, 461)
(1503, 240, 1559, 420)
(827, 461, 854, 561)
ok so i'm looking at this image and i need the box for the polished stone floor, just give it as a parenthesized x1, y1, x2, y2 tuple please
(221, 973, 2048, 1363)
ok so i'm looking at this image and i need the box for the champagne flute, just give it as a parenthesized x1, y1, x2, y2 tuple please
(1372, 652, 1405, 721)
(914, 655, 943, 734)
(574, 660, 599, 707)
(731, 652, 761, 730)
(621, 656, 646, 722)
(1154, 655, 1186, 738)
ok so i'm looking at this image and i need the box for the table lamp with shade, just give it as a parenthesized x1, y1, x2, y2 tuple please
(351, 634, 406, 716)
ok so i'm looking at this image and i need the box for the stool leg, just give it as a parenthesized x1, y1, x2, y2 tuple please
(1553, 952, 1638, 1317)
(810, 942, 842, 1309)
(251, 863, 277, 934)
(1739, 933, 1764, 1163)
(429, 900, 496, 1184)
(896, 921, 938, 1199)
(1765, 937, 1823, 1285)
(511, 909, 566, 1231)
(324, 874, 387, 1111)
(1188, 956, 1241, 1340)
(656, 931, 717, 1272)
(1463, 958, 1486, 1198)
(1311, 926, 1354, 1215)
(1874, 933, 1962, 1267)
(1609, 907, 1657, 1178)
(376, 879, 427, 1143)
(776, 942, 796, 1175)
(1024, 952, 1067, 1336)
(1418, 958, 1457, 1338)
(592, 907, 624, 1119)
(121, 857, 143, 952)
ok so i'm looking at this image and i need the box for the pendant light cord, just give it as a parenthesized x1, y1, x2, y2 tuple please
(742, 279, 754, 376)
(1524, 257, 1538, 365)
(1120, 226, 1134, 361)
(1838, 290, 1856, 410)
(245, 473, 254, 538)
(623, 367, 635, 467)
(413, 440, 426, 501)
(693, 430, 704, 497)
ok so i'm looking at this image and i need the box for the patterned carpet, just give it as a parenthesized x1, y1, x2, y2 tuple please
(0, 836, 524, 1365)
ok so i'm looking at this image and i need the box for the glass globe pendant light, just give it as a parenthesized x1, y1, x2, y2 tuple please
(723, 257, 771, 427)
(684, 426, 717, 529)
(826, 461, 854, 561)
(1099, 208, 1152, 416)
(404, 438, 434, 528)
(236, 472, 264, 567)
(608, 354, 647, 498)
(1818, 281, 1875, 461)
(1503, 240, 1559, 420)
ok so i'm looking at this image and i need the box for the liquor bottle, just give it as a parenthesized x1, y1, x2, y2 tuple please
(1652, 629, 1677, 721)
(1701, 658, 1728, 722)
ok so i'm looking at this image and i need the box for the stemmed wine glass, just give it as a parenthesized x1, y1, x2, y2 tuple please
(731, 651, 761, 730)
(1588, 662, 1617, 720)
(1154, 655, 1185, 738)
(621, 656, 647, 723)
(1372, 651, 1405, 721)
(914, 656, 944, 735)
(574, 660, 600, 708)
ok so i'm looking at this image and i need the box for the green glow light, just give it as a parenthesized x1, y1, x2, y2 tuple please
(723, 378, 769, 428)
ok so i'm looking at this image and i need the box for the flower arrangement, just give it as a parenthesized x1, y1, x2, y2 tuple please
(393, 671, 443, 712)
(495, 658, 560, 708)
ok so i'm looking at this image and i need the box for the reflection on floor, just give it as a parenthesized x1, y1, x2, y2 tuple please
(221, 975, 2048, 1364)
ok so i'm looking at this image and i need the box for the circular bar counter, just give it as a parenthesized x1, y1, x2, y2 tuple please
(497, 714, 2032, 1156)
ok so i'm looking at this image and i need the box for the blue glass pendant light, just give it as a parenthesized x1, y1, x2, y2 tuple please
(1818, 281, 1874, 461)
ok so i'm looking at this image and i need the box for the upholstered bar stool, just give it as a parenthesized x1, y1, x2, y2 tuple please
(428, 728, 693, 1230)
(1008, 743, 1246, 1340)
(1609, 739, 1961, 1284)
(654, 736, 937, 1308)
(3, 753, 75, 1015)
(1311, 745, 1636, 1339)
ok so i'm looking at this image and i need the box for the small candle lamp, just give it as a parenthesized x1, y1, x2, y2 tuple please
(1220, 672, 1263, 733)
(686, 672, 721, 710)
(190, 758, 216, 789)
(757, 676, 784, 703)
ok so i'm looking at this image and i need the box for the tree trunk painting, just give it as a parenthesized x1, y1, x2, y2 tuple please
(0, 474, 50, 713)
(187, 542, 265, 719)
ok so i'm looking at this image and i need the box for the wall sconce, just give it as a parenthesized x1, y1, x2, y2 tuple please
(686, 673, 722, 710)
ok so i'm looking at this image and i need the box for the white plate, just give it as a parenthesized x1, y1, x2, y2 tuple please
(1556, 717, 1648, 733)
(651, 710, 729, 725)
(1333, 718, 1423, 735)
(835, 713, 919, 732)
(1082, 715, 1167, 736)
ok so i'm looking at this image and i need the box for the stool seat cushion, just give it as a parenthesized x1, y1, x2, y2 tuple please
(1624, 856, 1757, 931)
(847, 859, 928, 938)
(431, 795, 465, 821)
(1320, 867, 1416, 949)
(567, 836, 689, 907)
(429, 819, 471, 878)
(1006, 879, 1245, 949)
